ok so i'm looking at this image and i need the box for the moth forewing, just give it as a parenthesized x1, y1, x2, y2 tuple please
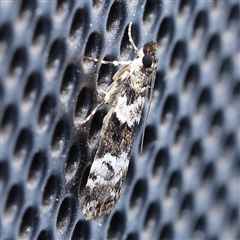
(78, 22, 158, 220)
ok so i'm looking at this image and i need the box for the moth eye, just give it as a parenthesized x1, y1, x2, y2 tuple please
(142, 55, 153, 68)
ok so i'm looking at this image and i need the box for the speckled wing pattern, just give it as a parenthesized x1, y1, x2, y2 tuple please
(80, 41, 158, 220)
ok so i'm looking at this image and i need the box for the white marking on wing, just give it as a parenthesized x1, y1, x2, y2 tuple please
(115, 95, 144, 127)
(87, 152, 128, 190)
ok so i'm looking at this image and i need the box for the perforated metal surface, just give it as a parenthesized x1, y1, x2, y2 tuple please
(1, 0, 239, 239)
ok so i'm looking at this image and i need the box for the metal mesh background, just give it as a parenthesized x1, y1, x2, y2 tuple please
(1, 0, 239, 239)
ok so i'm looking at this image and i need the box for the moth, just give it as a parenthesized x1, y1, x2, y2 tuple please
(78, 22, 158, 220)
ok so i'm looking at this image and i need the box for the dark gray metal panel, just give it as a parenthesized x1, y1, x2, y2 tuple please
(0, 0, 239, 239)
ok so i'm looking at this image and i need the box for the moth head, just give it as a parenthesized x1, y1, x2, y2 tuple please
(142, 41, 158, 71)
(143, 41, 157, 56)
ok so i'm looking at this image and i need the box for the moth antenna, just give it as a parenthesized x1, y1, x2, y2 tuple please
(77, 100, 105, 125)
(128, 22, 141, 57)
(84, 56, 131, 66)
(140, 70, 156, 153)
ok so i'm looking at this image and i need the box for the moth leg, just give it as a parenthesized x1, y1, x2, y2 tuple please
(97, 88, 106, 102)
(84, 56, 132, 66)
(98, 88, 107, 95)
(76, 100, 105, 125)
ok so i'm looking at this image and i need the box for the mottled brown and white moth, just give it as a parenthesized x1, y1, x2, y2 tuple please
(78, 22, 158, 220)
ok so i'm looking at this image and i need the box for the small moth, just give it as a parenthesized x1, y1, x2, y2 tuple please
(78, 22, 158, 220)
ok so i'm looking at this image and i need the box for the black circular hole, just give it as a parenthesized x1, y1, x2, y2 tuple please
(152, 148, 169, 180)
(215, 185, 227, 202)
(125, 157, 135, 185)
(232, 80, 240, 102)
(42, 175, 60, 211)
(202, 163, 215, 182)
(210, 109, 224, 134)
(8, 47, 28, 82)
(71, 220, 90, 240)
(175, 117, 191, 144)
(79, 165, 91, 193)
(178, 0, 196, 17)
(143, 202, 160, 237)
(19, 0, 36, 21)
(65, 143, 81, 183)
(13, 128, 33, 167)
(166, 171, 182, 197)
(83, 31, 103, 71)
(50, 118, 70, 158)
(180, 192, 194, 214)
(223, 132, 235, 151)
(159, 223, 173, 240)
(74, 87, 94, 122)
(18, 207, 38, 240)
(170, 41, 187, 74)
(0, 104, 18, 142)
(126, 232, 139, 240)
(97, 56, 115, 90)
(70, 8, 88, 42)
(22, 71, 42, 110)
(37, 229, 53, 240)
(3, 184, 24, 224)
(56, 197, 75, 235)
(157, 17, 174, 50)
(228, 4, 240, 29)
(27, 151, 47, 189)
(234, 154, 240, 173)
(228, 207, 238, 225)
(56, 0, 73, 19)
(188, 140, 203, 164)
(192, 10, 208, 41)
(106, 1, 126, 36)
(205, 34, 221, 60)
(0, 23, 13, 53)
(32, 15, 52, 52)
(141, 125, 157, 151)
(107, 211, 126, 240)
(130, 179, 148, 211)
(218, 57, 233, 82)
(88, 108, 107, 143)
(194, 215, 206, 232)
(143, 0, 162, 27)
(37, 94, 57, 132)
(0, 161, 9, 195)
(46, 39, 66, 79)
(0, 82, 3, 105)
(161, 94, 178, 126)
(60, 63, 80, 102)
(183, 64, 200, 92)
(197, 87, 212, 112)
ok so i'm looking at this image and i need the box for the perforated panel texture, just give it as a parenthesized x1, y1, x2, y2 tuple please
(1, 0, 240, 239)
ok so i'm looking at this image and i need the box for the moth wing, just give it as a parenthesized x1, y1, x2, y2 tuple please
(80, 69, 148, 220)
(112, 64, 132, 81)
(80, 150, 130, 220)
(105, 67, 131, 95)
